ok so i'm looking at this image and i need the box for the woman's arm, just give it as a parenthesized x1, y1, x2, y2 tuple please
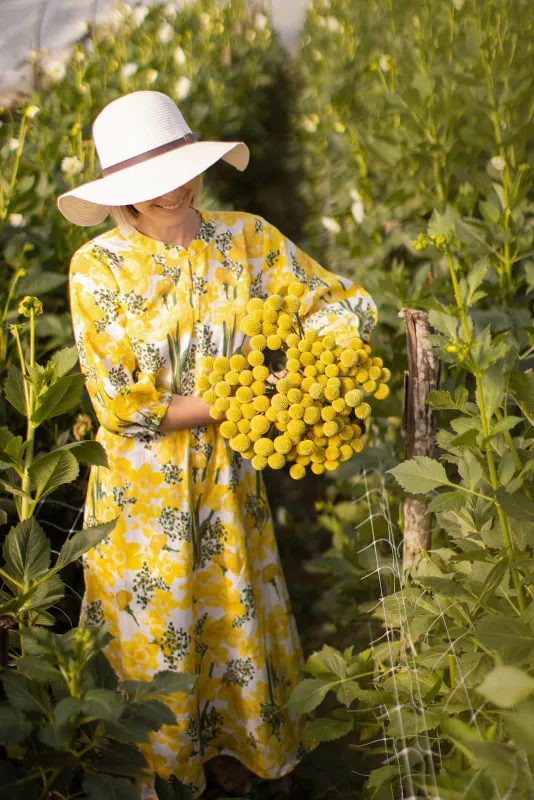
(157, 394, 215, 432)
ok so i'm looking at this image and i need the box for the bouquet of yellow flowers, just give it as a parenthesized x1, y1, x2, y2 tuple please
(196, 282, 390, 479)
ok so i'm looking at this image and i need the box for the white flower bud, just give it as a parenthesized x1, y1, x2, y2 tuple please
(321, 216, 341, 234)
(146, 69, 158, 85)
(326, 16, 341, 32)
(8, 138, 19, 151)
(25, 105, 40, 118)
(121, 62, 138, 80)
(132, 5, 149, 25)
(255, 12, 268, 30)
(157, 22, 173, 43)
(173, 46, 187, 66)
(175, 76, 191, 100)
(61, 156, 83, 176)
(8, 214, 25, 227)
(490, 156, 506, 172)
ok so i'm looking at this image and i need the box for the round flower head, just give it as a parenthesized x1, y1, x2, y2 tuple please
(263, 323, 278, 337)
(324, 460, 340, 471)
(368, 365, 381, 381)
(208, 370, 225, 386)
(321, 406, 337, 422)
(300, 352, 315, 367)
(236, 386, 254, 404)
(253, 365, 270, 381)
(215, 381, 231, 398)
(237, 419, 251, 434)
(332, 398, 347, 413)
(241, 317, 262, 337)
(287, 372, 302, 388)
(202, 356, 215, 371)
(266, 406, 278, 422)
(276, 377, 290, 394)
(253, 395, 271, 413)
(250, 334, 267, 351)
(351, 438, 364, 453)
(248, 350, 265, 367)
(286, 358, 301, 373)
(210, 407, 225, 420)
(296, 439, 315, 456)
(303, 406, 321, 425)
(268, 452, 286, 469)
(340, 444, 353, 462)
(309, 383, 324, 400)
(298, 339, 312, 353)
(220, 421, 238, 439)
(226, 407, 242, 423)
(296, 455, 311, 466)
(229, 434, 251, 452)
(288, 404, 304, 420)
(301, 394, 313, 408)
(310, 447, 326, 463)
(380, 368, 392, 383)
(363, 380, 378, 393)
(311, 341, 325, 357)
(374, 383, 390, 400)
(230, 354, 247, 372)
(274, 434, 293, 454)
(323, 420, 339, 438)
(324, 385, 340, 402)
(252, 309, 264, 321)
(246, 298, 264, 314)
(355, 403, 372, 420)
(345, 389, 365, 407)
(287, 418, 306, 439)
(225, 370, 240, 386)
(241, 403, 256, 420)
(252, 454, 268, 470)
(214, 357, 230, 373)
(340, 349, 358, 368)
(288, 282, 306, 298)
(196, 376, 210, 392)
(251, 380, 266, 396)
(290, 463, 306, 480)
(250, 415, 270, 435)
(282, 295, 301, 314)
(339, 424, 354, 441)
(286, 333, 300, 348)
(320, 350, 335, 365)
(287, 388, 303, 404)
(238, 370, 254, 387)
(254, 438, 275, 457)
(202, 389, 217, 406)
(267, 334, 282, 350)
(266, 294, 284, 310)
(263, 308, 279, 324)
(322, 335, 337, 351)
(311, 462, 325, 475)
(271, 393, 289, 412)
(325, 445, 341, 461)
(214, 398, 230, 414)
(277, 313, 293, 330)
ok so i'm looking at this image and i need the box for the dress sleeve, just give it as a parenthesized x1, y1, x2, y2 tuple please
(258, 218, 378, 343)
(69, 247, 173, 438)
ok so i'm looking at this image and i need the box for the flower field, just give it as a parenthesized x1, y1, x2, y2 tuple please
(2, 0, 534, 797)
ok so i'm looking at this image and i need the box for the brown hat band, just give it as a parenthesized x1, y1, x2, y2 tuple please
(102, 132, 198, 177)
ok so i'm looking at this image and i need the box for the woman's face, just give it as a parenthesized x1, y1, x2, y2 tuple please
(131, 175, 201, 223)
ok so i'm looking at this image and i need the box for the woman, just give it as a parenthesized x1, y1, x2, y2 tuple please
(58, 91, 377, 799)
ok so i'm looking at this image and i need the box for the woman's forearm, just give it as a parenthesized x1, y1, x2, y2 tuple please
(157, 394, 215, 432)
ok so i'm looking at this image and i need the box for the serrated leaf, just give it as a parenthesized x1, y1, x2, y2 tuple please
(458, 451, 483, 490)
(474, 615, 534, 662)
(53, 518, 118, 572)
(428, 309, 459, 339)
(302, 715, 353, 742)
(477, 364, 505, 426)
(509, 371, 534, 427)
(477, 666, 534, 708)
(57, 439, 109, 467)
(154, 774, 194, 800)
(3, 517, 50, 585)
(4, 366, 27, 415)
(287, 679, 332, 713)
(427, 390, 456, 409)
(46, 346, 79, 378)
(388, 457, 453, 495)
(83, 774, 139, 800)
(0, 706, 32, 746)
(81, 688, 126, 722)
(306, 645, 347, 679)
(496, 489, 534, 522)
(31, 373, 85, 425)
(427, 492, 468, 513)
(28, 449, 79, 501)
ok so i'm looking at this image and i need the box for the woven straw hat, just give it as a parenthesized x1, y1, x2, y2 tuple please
(57, 91, 250, 226)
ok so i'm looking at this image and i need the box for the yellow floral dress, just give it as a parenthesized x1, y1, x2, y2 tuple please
(69, 206, 377, 798)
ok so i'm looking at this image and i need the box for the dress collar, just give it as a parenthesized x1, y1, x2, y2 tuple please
(124, 206, 217, 259)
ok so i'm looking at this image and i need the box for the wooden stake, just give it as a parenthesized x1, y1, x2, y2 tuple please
(399, 309, 437, 573)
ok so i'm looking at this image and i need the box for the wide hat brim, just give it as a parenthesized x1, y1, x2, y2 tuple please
(57, 140, 249, 226)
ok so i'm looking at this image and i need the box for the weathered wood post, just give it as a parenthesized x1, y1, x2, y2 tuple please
(399, 309, 437, 573)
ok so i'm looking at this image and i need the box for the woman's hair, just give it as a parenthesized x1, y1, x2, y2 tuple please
(108, 175, 204, 233)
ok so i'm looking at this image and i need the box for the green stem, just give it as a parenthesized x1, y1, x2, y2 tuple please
(20, 310, 36, 521)
(0, 566, 23, 588)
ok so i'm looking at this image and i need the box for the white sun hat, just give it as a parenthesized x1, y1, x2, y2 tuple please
(57, 91, 250, 226)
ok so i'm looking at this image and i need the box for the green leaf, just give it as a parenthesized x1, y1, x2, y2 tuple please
(474, 615, 534, 662)
(46, 346, 79, 378)
(504, 698, 534, 754)
(129, 699, 176, 730)
(477, 666, 534, 708)
(388, 457, 453, 495)
(28, 449, 79, 501)
(0, 706, 32, 745)
(16, 655, 62, 682)
(302, 715, 353, 742)
(155, 774, 194, 800)
(3, 517, 50, 585)
(479, 200, 501, 225)
(336, 680, 364, 707)
(38, 720, 75, 750)
(477, 364, 505, 425)
(440, 715, 483, 743)
(31, 373, 85, 424)
(428, 309, 459, 339)
(4, 366, 27, 415)
(81, 688, 126, 722)
(427, 205, 460, 240)
(427, 390, 456, 409)
(88, 741, 148, 778)
(149, 670, 197, 697)
(54, 518, 118, 572)
(83, 774, 139, 800)
(484, 416, 522, 442)
(427, 492, 468, 513)
(366, 765, 398, 789)
(305, 645, 347, 679)
(287, 679, 332, 713)
(458, 451, 483, 491)
(0, 672, 52, 714)
(496, 489, 534, 522)
(509, 371, 534, 426)
(18, 269, 67, 296)
(57, 440, 109, 467)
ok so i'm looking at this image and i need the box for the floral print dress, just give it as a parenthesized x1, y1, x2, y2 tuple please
(69, 206, 377, 798)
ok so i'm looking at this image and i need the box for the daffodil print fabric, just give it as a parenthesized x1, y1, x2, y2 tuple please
(69, 207, 377, 798)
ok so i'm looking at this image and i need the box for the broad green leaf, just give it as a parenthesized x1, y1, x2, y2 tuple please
(336, 680, 364, 707)
(477, 666, 534, 708)
(305, 644, 347, 679)
(388, 457, 453, 495)
(58, 439, 109, 467)
(287, 679, 332, 713)
(46, 346, 79, 378)
(38, 721, 75, 750)
(427, 390, 456, 410)
(302, 715, 353, 742)
(4, 366, 27, 415)
(474, 615, 534, 662)
(28, 449, 79, 501)
(485, 416, 522, 442)
(509, 370, 534, 426)
(496, 489, 534, 522)
(129, 699, 176, 729)
(366, 765, 398, 789)
(440, 715, 483, 742)
(83, 774, 139, 800)
(427, 492, 468, 514)
(477, 364, 505, 426)
(3, 517, 50, 585)
(88, 741, 148, 778)
(0, 672, 52, 714)
(458, 451, 483, 491)
(504, 698, 534, 754)
(154, 774, 194, 800)
(16, 655, 62, 683)
(31, 373, 85, 425)
(54, 518, 118, 572)
(498, 450, 516, 486)
(0, 706, 32, 746)
(428, 309, 459, 339)
(18, 269, 67, 296)
(81, 688, 126, 722)
(427, 205, 460, 240)
(54, 696, 82, 727)
(122, 670, 196, 702)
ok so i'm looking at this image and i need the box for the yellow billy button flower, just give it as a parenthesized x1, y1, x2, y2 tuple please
(210, 407, 225, 420)
(242, 448, 256, 459)
(263, 308, 279, 324)
(374, 383, 390, 400)
(251, 380, 266, 395)
(311, 341, 325, 357)
(196, 376, 211, 392)
(324, 385, 340, 402)
(309, 383, 324, 400)
(316, 363, 326, 376)
(322, 335, 337, 351)
(202, 389, 217, 405)
(296, 455, 311, 466)
(287, 419, 306, 439)
(286, 347, 300, 361)
(278, 313, 294, 330)
(324, 460, 340, 471)
(324, 363, 339, 378)
(314, 435, 328, 447)
(355, 403, 372, 420)
(226, 407, 242, 423)
(225, 370, 240, 386)
(220, 421, 238, 439)
(271, 393, 289, 411)
(288, 404, 304, 420)
(236, 386, 254, 404)
(237, 419, 251, 434)
(230, 354, 246, 371)
(372, 356, 384, 368)
(273, 434, 293, 454)
(323, 421, 339, 438)
(345, 389, 365, 407)
(240, 317, 262, 336)
(277, 410, 291, 425)
(368, 365, 381, 381)
(351, 423, 363, 436)
(248, 350, 265, 367)
(332, 397, 347, 413)
(363, 380, 378, 393)
(301, 394, 313, 408)
(310, 447, 326, 463)
(287, 388, 303, 404)
(288, 281, 306, 298)
(380, 368, 392, 383)
(239, 370, 254, 387)
(250, 334, 267, 351)
(254, 438, 275, 456)
(282, 295, 301, 314)
(290, 463, 306, 480)
(250, 415, 270, 435)
(214, 356, 230, 373)
(252, 309, 264, 321)
(351, 438, 364, 453)
(296, 439, 315, 456)
(208, 370, 225, 386)
(340, 444, 353, 462)
(287, 372, 302, 387)
(325, 446, 341, 461)
(253, 395, 270, 412)
(350, 337, 363, 350)
(252, 365, 270, 381)
(320, 350, 335, 365)
(266, 294, 284, 310)
(246, 298, 264, 314)
(268, 452, 286, 469)
(214, 398, 230, 414)
(267, 334, 282, 350)
(339, 424, 354, 441)
(304, 329, 318, 342)
(266, 406, 278, 422)
(311, 462, 325, 475)
(286, 358, 301, 373)
(251, 454, 268, 470)
(263, 322, 279, 337)
(321, 405, 337, 422)
(241, 403, 256, 420)
(215, 381, 231, 398)
(202, 356, 215, 371)
(286, 333, 300, 348)
(298, 339, 312, 352)
(303, 406, 321, 425)
(230, 433, 251, 452)
(300, 352, 315, 367)
(340, 349, 358, 368)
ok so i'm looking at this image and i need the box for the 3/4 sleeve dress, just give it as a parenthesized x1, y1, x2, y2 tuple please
(69, 206, 378, 799)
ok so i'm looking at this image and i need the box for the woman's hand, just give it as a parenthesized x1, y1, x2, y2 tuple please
(157, 395, 216, 432)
